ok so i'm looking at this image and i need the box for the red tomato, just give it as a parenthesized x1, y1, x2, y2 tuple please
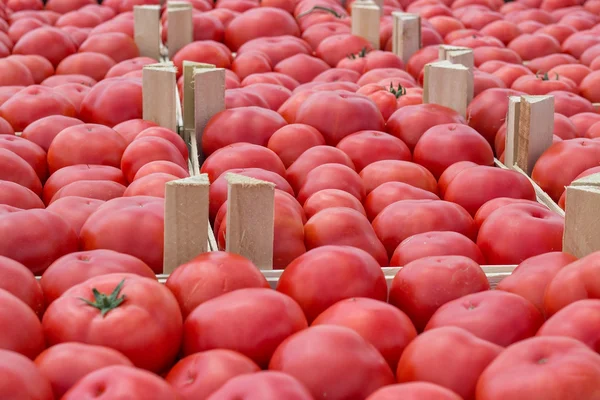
(537, 23, 576, 44)
(313, 298, 417, 370)
(360, 160, 438, 195)
(56, 52, 116, 82)
(569, 112, 600, 137)
(123, 172, 179, 198)
(21, 116, 83, 152)
(491, 63, 534, 87)
(312, 68, 361, 84)
(467, 88, 524, 146)
(303, 188, 366, 219)
(42, 165, 126, 205)
(35, 343, 133, 399)
(79, 77, 143, 127)
(366, 382, 462, 400)
(397, 326, 502, 399)
(7, 18, 46, 44)
(315, 34, 373, 67)
(45, 196, 104, 235)
(53, 83, 91, 114)
(183, 288, 307, 367)
(231, 51, 273, 80)
(62, 365, 178, 400)
(0, 256, 44, 317)
(241, 71, 300, 90)
(364, 182, 440, 221)
(7, 55, 53, 85)
(0, 349, 53, 400)
(105, 57, 158, 79)
(225, 87, 270, 109)
(508, 33, 561, 61)
(476, 337, 600, 400)
(165, 252, 268, 318)
(79, 197, 165, 273)
(42, 74, 97, 88)
(480, 20, 522, 45)
(237, 36, 311, 66)
(78, 32, 139, 63)
(12, 27, 76, 67)
(473, 197, 547, 228)
(0, 289, 44, 359)
(51, 180, 126, 204)
(243, 83, 291, 110)
(548, 64, 592, 87)
(267, 123, 325, 168)
(112, 118, 158, 145)
(336, 130, 411, 171)
(225, 7, 299, 51)
(270, 325, 394, 400)
(121, 136, 188, 183)
(277, 246, 387, 322)
(284, 145, 352, 191)
(297, 163, 364, 204)
(41, 249, 155, 305)
(201, 143, 286, 182)
(550, 90, 595, 117)
(0, 135, 46, 182)
(580, 70, 600, 103)
(172, 41, 232, 78)
(43, 274, 181, 373)
(133, 161, 188, 181)
(166, 350, 260, 400)
(512, 72, 577, 95)
(354, 83, 399, 121)
(207, 371, 313, 400)
(391, 231, 485, 266)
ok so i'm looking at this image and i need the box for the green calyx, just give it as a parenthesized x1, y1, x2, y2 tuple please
(536, 71, 559, 81)
(388, 82, 407, 98)
(297, 5, 344, 19)
(347, 47, 370, 60)
(80, 279, 127, 317)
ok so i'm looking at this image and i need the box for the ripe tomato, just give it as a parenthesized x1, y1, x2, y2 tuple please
(183, 288, 307, 367)
(62, 365, 179, 400)
(50, 180, 127, 204)
(166, 350, 260, 400)
(0, 180, 43, 210)
(207, 371, 314, 400)
(112, 118, 158, 145)
(267, 123, 325, 168)
(312, 68, 361, 84)
(43, 273, 182, 373)
(42, 74, 97, 88)
(297, 163, 364, 204)
(56, 53, 116, 82)
(364, 182, 439, 221)
(286, 145, 355, 192)
(366, 382, 462, 400)
(79, 77, 143, 127)
(512, 72, 577, 95)
(201, 143, 286, 182)
(303, 188, 366, 219)
(476, 337, 600, 400)
(467, 88, 524, 146)
(0, 256, 44, 317)
(473, 197, 547, 229)
(0, 289, 44, 359)
(12, 27, 76, 67)
(315, 34, 373, 67)
(122, 172, 179, 198)
(336, 130, 411, 172)
(277, 246, 387, 322)
(0, 135, 46, 183)
(270, 325, 394, 400)
(301, 22, 350, 50)
(35, 343, 133, 399)
(425, 290, 544, 347)
(580, 70, 600, 103)
(105, 57, 158, 79)
(45, 196, 104, 235)
(21, 115, 83, 152)
(391, 231, 485, 266)
(360, 160, 438, 194)
(0, 349, 53, 400)
(172, 41, 232, 78)
(238, 36, 311, 67)
(121, 136, 188, 183)
(225, 7, 299, 51)
(397, 326, 502, 399)
(0, 58, 34, 87)
(133, 161, 189, 181)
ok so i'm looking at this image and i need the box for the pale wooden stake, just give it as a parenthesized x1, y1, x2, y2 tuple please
(423, 60, 470, 118)
(372, 0, 384, 15)
(504, 95, 554, 175)
(142, 63, 177, 132)
(563, 184, 600, 258)
(225, 173, 275, 270)
(167, 2, 193, 59)
(392, 12, 421, 64)
(443, 47, 474, 103)
(183, 61, 215, 133)
(163, 175, 210, 274)
(133, 5, 161, 60)
(570, 172, 600, 188)
(351, 0, 380, 50)
(194, 67, 225, 164)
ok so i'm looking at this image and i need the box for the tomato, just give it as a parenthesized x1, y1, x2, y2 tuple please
(105, 57, 158, 79)
(18, 116, 83, 153)
(208, 371, 314, 400)
(550, 90, 595, 117)
(480, 20, 521, 45)
(366, 382, 463, 400)
(277, 246, 387, 322)
(121, 136, 187, 183)
(580, 70, 600, 103)
(476, 337, 600, 400)
(507, 33, 561, 62)
(0, 135, 46, 182)
(397, 326, 502, 399)
(112, 118, 158, 145)
(562, 31, 600, 59)
(315, 34, 373, 67)
(80, 197, 165, 273)
(580, 44, 600, 66)
(537, 23, 576, 44)
(183, 288, 306, 367)
(172, 41, 232, 78)
(312, 68, 361, 84)
(467, 88, 524, 146)
(297, 163, 364, 204)
(52, 180, 125, 205)
(313, 298, 417, 370)
(166, 350, 260, 400)
(7, 18, 46, 44)
(133, 161, 188, 181)
(55, 53, 116, 82)
(0, 349, 53, 400)
(364, 182, 438, 221)
(301, 22, 350, 50)
(304, 188, 366, 219)
(474, 197, 547, 229)
(124, 172, 179, 198)
(547, 64, 591, 87)
(35, 343, 133, 399)
(165, 252, 268, 318)
(62, 365, 178, 400)
(77, 32, 138, 63)
(337, 50, 404, 74)
(80, 77, 143, 127)
(335, 131, 410, 173)
(284, 145, 352, 191)
(570, 112, 600, 137)
(491, 63, 533, 87)
(226, 88, 265, 108)
(242, 71, 300, 90)
(56, 10, 103, 28)
(237, 36, 311, 66)
(42, 165, 126, 205)
(41, 74, 97, 88)
(12, 27, 76, 67)
(0, 58, 33, 87)
(231, 51, 273, 80)
(0, 256, 44, 317)
(360, 160, 438, 195)
(243, 83, 291, 110)
(226, 8, 299, 51)
(0, 289, 44, 359)
(201, 143, 286, 182)
(267, 123, 325, 168)
(43, 273, 181, 373)
(512, 72, 577, 95)
(201, 106, 287, 156)
(45, 196, 103, 236)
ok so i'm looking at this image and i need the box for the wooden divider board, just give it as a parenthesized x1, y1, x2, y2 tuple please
(423, 60, 470, 117)
(351, 0, 380, 50)
(194, 67, 226, 164)
(133, 5, 161, 60)
(439, 45, 474, 103)
(167, 2, 193, 59)
(392, 12, 421, 64)
(142, 63, 178, 132)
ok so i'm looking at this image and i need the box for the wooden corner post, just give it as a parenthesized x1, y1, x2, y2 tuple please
(423, 60, 471, 118)
(563, 179, 600, 258)
(142, 63, 177, 132)
(167, 1, 193, 59)
(225, 173, 275, 270)
(133, 5, 161, 60)
(351, 0, 380, 50)
(392, 12, 421, 64)
(163, 174, 210, 274)
(194, 67, 226, 164)
(439, 45, 474, 103)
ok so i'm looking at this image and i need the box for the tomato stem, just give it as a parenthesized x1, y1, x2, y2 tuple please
(80, 279, 127, 317)
(296, 5, 345, 19)
(347, 47, 370, 60)
(388, 82, 407, 98)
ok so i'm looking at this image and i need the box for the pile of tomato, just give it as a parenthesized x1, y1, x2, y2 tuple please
(1, 0, 600, 397)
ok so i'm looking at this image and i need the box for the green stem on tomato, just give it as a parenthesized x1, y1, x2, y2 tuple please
(388, 83, 407, 98)
(297, 5, 345, 19)
(80, 279, 127, 317)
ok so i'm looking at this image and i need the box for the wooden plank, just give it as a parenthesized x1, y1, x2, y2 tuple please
(133, 5, 161, 60)
(225, 173, 275, 270)
(194, 67, 226, 164)
(443, 48, 474, 104)
(182, 62, 215, 133)
(563, 185, 600, 258)
(167, 2, 193, 59)
(504, 96, 521, 168)
(392, 12, 421, 65)
(423, 60, 470, 118)
(571, 172, 600, 187)
(163, 175, 210, 273)
(351, 1, 380, 50)
(142, 63, 177, 132)
(516, 95, 554, 175)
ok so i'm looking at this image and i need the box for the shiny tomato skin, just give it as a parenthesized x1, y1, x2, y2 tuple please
(303, 188, 366, 219)
(0, 349, 53, 400)
(267, 123, 325, 168)
(473, 197, 547, 229)
(62, 365, 179, 400)
(21, 115, 83, 152)
(42, 74, 97, 88)
(206, 371, 313, 400)
(444, 166, 536, 216)
(165, 252, 268, 318)
(12, 27, 76, 67)
(0, 289, 45, 359)
(389, 256, 489, 331)
(475, 336, 600, 400)
(312, 298, 417, 371)
(366, 382, 463, 400)
(360, 160, 438, 194)
(304, 207, 388, 266)
(172, 41, 232, 78)
(580, 70, 600, 103)
(121, 136, 188, 183)
(166, 350, 260, 400)
(47, 124, 126, 174)
(45, 196, 104, 235)
(122, 172, 179, 198)
(34, 343, 134, 399)
(467, 88, 524, 146)
(40, 249, 155, 305)
(386, 103, 465, 151)
(56, 52, 116, 82)
(0, 58, 34, 87)
(425, 290, 544, 347)
(397, 326, 502, 400)
(133, 161, 188, 181)
(277, 246, 387, 323)
(315, 34, 373, 67)
(269, 325, 395, 400)
(43, 274, 182, 373)
(0, 135, 46, 183)
(105, 57, 158, 79)
(202, 106, 287, 156)
(225, 7, 299, 51)
(364, 182, 439, 221)
(78, 32, 139, 63)
(0, 256, 44, 317)
(135, 127, 188, 160)
(373, 200, 477, 257)
(241, 71, 300, 90)
(274, 54, 329, 84)
(50, 180, 126, 204)
(112, 118, 158, 145)
(42, 165, 126, 205)
(183, 288, 307, 368)
(391, 231, 485, 266)
(336, 130, 411, 172)
(286, 145, 355, 193)
(512, 74, 577, 95)
(297, 163, 365, 205)
(79, 77, 143, 127)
